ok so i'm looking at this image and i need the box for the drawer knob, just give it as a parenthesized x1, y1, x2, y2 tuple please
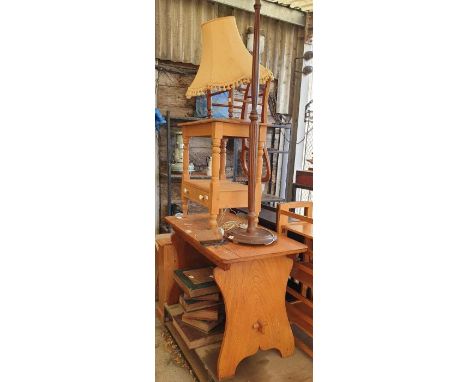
(184, 188, 189, 194)
(199, 194, 203, 200)
(204, 195, 208, 200)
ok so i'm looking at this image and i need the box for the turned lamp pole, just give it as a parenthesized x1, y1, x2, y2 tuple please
(230, 0, 277, 245)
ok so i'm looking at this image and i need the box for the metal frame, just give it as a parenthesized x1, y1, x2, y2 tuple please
(166, 112, 171, 216)
(165, 114, 203, 217)
(209, 0, 306, 26)
(232, 123, 291, 204)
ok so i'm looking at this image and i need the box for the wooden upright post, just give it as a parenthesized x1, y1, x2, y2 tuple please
(229, 0, 277, 245)
(182, 136, 190, 214)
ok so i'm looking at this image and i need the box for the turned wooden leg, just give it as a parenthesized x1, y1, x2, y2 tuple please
(209, 214, 217, 229)
(210, 137, 221, 229)
(254, 139, 264, 224)
(219, 138, 227, 180)
(182, 135, 190, 215)
(214, 257, 295, 380)
(182, 197, 188, 215)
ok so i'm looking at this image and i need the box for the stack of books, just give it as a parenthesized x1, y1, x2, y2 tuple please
(172, 267, 225, 349)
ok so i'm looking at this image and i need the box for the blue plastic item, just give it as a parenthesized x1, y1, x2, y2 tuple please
(155, 108, 166, 132)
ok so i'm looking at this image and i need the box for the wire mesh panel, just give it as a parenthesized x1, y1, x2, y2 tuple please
(302, 100, 313, 170)
(297, 99, 313, 203)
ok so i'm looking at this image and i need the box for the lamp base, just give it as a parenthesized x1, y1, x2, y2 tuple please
(228, 226, 277, 245)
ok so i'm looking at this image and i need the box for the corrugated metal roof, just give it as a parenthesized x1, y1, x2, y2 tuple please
(156, 0, 305, 114)
(266, 0, 313, 13)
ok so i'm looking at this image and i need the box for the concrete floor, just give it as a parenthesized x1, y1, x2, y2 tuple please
(156, 317, 196, 382)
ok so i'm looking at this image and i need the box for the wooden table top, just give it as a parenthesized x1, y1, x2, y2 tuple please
(165, 213, 308, 270)
(178, 118, 267, 139)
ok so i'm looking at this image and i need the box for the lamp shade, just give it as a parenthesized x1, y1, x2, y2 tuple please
(186, 16, 274, 99)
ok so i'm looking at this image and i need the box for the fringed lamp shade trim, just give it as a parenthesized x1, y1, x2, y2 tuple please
(185, 16, 274, 99)
(186, 70, 274, 98)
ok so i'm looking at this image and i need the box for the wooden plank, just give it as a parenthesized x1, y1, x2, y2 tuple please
(156, 239, 179, 322)
(285, 222, 313, 239)
(290, 264, 313, 288)
(288, 302, 313, 327)
(295, 336, 313, 358)
(281, 210, 313, 223)
(291, 323, 313, 357)
(165, 321, 212, 382)
(195, 343, 313, 382)
(155, 233, 172, 249)
(166, 213, 308, 269)
(295, 261, 313, 275)
(287, 303, 313, 337)
(287, 287, 313, 308)
(292, 323, 313, 358)
(215, 236, 308, 263)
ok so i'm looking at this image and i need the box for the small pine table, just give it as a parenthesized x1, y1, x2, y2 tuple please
(178, 118, 267, 228)
(165, 213, 308, 380)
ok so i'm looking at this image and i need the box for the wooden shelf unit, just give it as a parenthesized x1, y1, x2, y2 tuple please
(179, 118, 267, 228)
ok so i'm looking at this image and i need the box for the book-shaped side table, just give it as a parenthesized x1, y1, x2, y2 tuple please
(178, 118, 267, 228)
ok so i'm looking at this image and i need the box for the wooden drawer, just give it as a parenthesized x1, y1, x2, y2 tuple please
(182, 182, 211, 208)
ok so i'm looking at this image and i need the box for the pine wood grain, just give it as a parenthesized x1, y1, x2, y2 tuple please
(165, 215, 307, 380)
(165, 214, 308, 270)
(156, 237, 178, 322)
(214, 257, 295, 380)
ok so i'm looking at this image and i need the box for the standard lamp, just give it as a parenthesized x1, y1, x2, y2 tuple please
(228, 0, 277, 245)
(185, 12, 277, 245)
